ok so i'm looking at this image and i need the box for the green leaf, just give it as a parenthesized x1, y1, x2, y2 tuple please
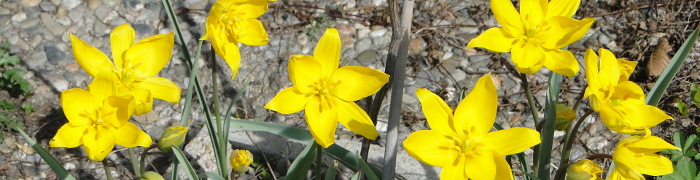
(171, 145, 199, 180)
(229, 119, 313, 143)
(684, 135, 698, 154)
(0, 100, 16, 110)
(324, 144, 383, 178)
(535, 73, 562, 180)
(647, 26, 700, 106)
(0, 54, 19, 65)
(16, 128, 75, 179)
(357, 156, 379, 180)
(350, 171, 362, 180)
(691, 83, 700, 105)
(678, 100, 689, 116)
(324, 161, 338, 180)
(675, 132, 686, 150)
(678, 156, 697, 180)
(286, 141, 318, 179)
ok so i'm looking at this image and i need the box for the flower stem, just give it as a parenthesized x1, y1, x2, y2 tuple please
(553, 109, 593, 180)
(128, 148, 142, 178)
(519, 73, 541, 128)
(140, 145, 157, 175)
(103, 159, 114, 180)
(315, 144, 323, 180)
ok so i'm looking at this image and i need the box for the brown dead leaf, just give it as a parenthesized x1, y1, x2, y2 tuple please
(649, 37, 672, 77)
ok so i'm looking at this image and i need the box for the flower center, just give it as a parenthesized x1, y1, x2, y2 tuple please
(450, 133, 485, 159)
(117, 59, 143, 86)
(311, 79, 340, 110)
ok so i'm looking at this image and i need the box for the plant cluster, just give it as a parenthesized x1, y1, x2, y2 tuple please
(7, 0, 700, 179)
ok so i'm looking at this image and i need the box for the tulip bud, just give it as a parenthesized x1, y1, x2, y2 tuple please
(555, 104, 577, 131)
(230, 149, 254, 174)
(566, 159, 603, 180)
(157, 126, 188, 152)
(141, 171, 165, 180)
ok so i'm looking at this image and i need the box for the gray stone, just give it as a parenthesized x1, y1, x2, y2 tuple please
(41, 13, 67, 36)
(11, 12, 26, 23)
(354, 38, 371, 53)
(355, 49, 379, 66)
(44, 45, 65, 65)
(88, 0, 101, 9)
(38, 1, 56, 11)
(61, 0, 81, 9)
(21, 0, 41, 7)
(132, 23, 152, 34)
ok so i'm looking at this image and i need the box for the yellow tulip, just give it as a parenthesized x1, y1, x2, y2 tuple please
(583, 48, 671, 134)
(566, 159, 603, 180)
(608, 135, 679, 180)
(70, 24, 179, 115)
(203, 0, 271, 79)
(403, 74, 540, 180)
(264, 28, 389, 148)
(229, 149, 254, 174)
(467, 0, 595, 77)
(49, 70, 152, 161)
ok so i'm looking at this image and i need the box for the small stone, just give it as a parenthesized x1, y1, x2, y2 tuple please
(21, 0, 41, 7)
(64, 63, 80, 72)
(61, 0, 81, 9)
(369, 26, 387, 38)
(88, 0, 101, 9)
(64, 162, 76, 171)
(50, 0, 61, 5)
(11, 12, 27, 23)
(355, 49, 379, 66)
(41, 14, 67, 36)
(409, 38, 425, 55)
(132, 23, 152, 34)
(51, 78, 69, 91)
(354, 38, 371, 53)
(56, 16, 71, 26)
(44, 45, 66, 65)
(39, 1, 57, 11)
(450, 69, 467, 82)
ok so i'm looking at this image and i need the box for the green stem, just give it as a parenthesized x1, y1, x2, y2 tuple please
(128, 148, 142, 178)
(211, 45, 228, 179)
(103, 159, 114, 180)
(140, 145, 157, 175)
(315, 144, 323, 180)
(534, 73, 562, 180)
(519, 73, 541, 168)
(553, 109, 593, 180)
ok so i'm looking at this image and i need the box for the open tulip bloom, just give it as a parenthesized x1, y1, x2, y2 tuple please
(403, 74, 541, 180)
(203, 0, 271, 79)
(49, 70, 152, 161)
(467, 0, 594, 77)
(609, 135, 680, 180)
(70, 24, 180, 115)
(583, 48, 671, 134)
(264, 28, 389, 148)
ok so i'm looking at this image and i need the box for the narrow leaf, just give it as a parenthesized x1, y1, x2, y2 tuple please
(16, 128, 75, 180)
(357, 156, 379, 180)
(324, 161, 338, 180)
(229, 119, 313, 143)
(647, 26, 700, 106)
(171, 145, 199, 180)
(286, 141, 318, 179)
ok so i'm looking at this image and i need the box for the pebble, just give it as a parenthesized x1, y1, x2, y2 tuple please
(11, 12, 27, 23)
(51, 77, 69, 91)
(61, 0, 81, 9)
(355, 49, 379, 66)
(354, 38, 371, 53)
(21, 0, 41, 7)
(44, 45, 65, 65)
(87, 0, 101, 9)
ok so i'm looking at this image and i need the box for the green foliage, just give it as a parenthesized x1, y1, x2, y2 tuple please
(0, 100, 24, 141)
(0, 43, 31, 97)
(691, 83, 700, 105)
(660, 132, 700, 180)
(678, 100, 689, 116)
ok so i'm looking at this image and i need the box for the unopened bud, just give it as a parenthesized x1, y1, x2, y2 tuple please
(157, 126, 188, 152)
(230, 149, 254, 174)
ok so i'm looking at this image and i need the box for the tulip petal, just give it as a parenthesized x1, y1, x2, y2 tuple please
(618, 59, 638, 81)
(543, 48, 579, 77)
(626, 135, 680, 153)
(61, 88, 98, 126)
(314, 28, 341, 77)
(329, 66, 389, 102)
(126, 32, 175, 77)
(288, 55, 323, 93)
(635, 154, 674, 176)
(264, 87, 310, 114)
(611, 80, 645, 103)
(87, 68, 118, 102)
(49, 124, 87, 148)
(305, 100, 339, 148)
(493, 151, 515, 180)
(583, 48, 600, 99)
(598, 102, 641, 134)
(403, 130, 459, 167)
(519, 0, 547, 28)
(598, 48, 620, 87)
(464, 150, 496, 180)
(115, 122, 153, 147)
(105, 96, 135, 127)
(482, 127, 541, 155)
(223, 43, 243, 79)
(511, 41, 545, 74)
(545, 0, 581, 19)
(82, 127, 116, 161)
(490, 0, 524, 36)
(232, 0, 268, 19)
(132, 77, 181, 103)
(618, 102, 670, 131)
(453, 73, 497, 136)
(110, 24, 136, 68)
(70, 33, 114, 77)
(609, 160, 645, 180)
(335, 99, 378, 140)
(235, 19, 269, 46)
(466, 28, 517, 52)
(538, 17, 594, 49)
(440, 156, 467, 179)
(415, 88, 456, 136)
(119, 87, 153, 115)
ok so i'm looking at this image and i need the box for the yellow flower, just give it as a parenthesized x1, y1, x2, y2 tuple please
(70, 24, 180, 115)
(583, 48, 671, 134)
(157, 126, 188, 152)
(264, 28, 389, 148)
(466, 0, 595, 77)
(608, 135, 680, 180)
(229, 149, 254, 174)
(403, 74, 541, 180)
(203, 0, 270, 79)
(49, 70, 152, 161)
(566, 159, 603, 180)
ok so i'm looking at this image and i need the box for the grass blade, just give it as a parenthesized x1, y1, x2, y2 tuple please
(357, 156, 379, 180)
(286, 141, 318, 179)
(15, 128, 76, 180)
(324, 161, 338, 180)
(647, 26, 700, 106)
(171, 145, 199, 180)
(228, 119, 313, 143)
(535, 73, 562, 179)
(324, 144, 384, 178)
